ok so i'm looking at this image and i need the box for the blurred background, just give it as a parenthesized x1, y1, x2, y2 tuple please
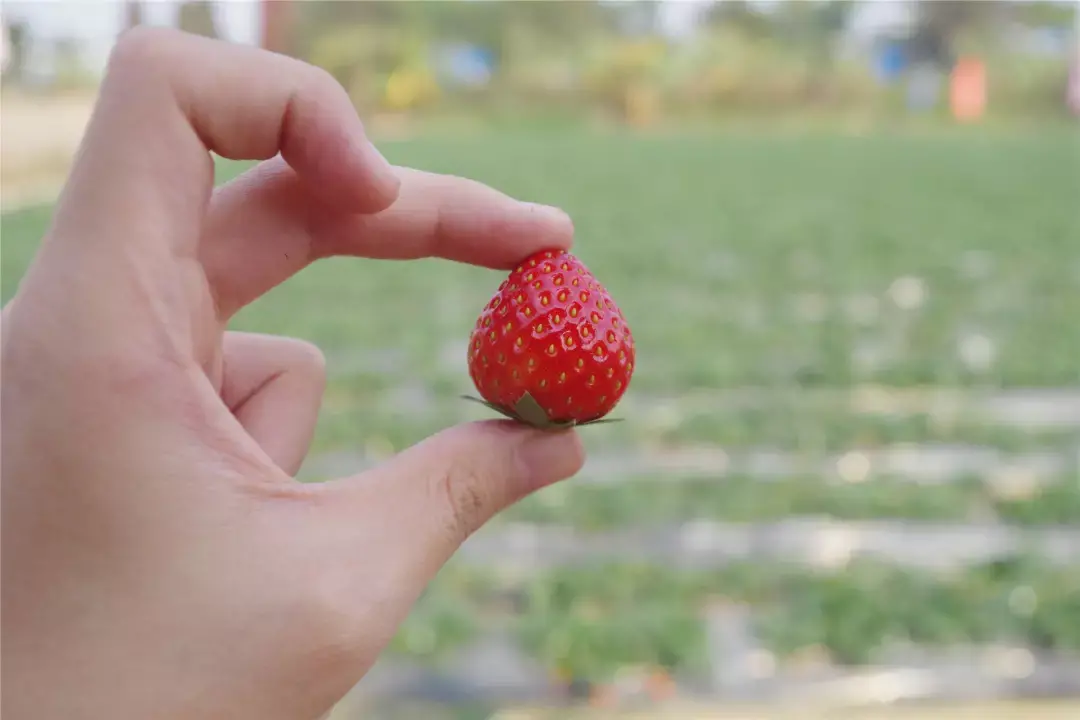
(2, 1, 1079, 718)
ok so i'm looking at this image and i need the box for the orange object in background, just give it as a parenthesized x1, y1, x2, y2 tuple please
(950, 56, 987, 122)
(644, 667, 677, 701)
(587, 683, 618, 709)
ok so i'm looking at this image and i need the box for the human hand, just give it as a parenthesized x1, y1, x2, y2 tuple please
(1, 28, 583, 720)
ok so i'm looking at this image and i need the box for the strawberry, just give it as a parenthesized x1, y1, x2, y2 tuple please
(466, 248, 635, 429)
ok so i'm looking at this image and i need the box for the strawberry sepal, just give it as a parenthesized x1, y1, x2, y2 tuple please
(460, 393, 622, 430)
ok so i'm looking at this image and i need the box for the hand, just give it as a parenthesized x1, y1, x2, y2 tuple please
(1, 28, 584, 720)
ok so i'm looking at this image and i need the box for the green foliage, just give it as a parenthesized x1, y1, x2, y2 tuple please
(502, 474, 1080, 530)
(386, 558, 1080, 678)
(3, 130, 1078, 683)
(386, 568, 492, 664)
(996, 479, 1080, 527)
(4, 131, 1078, 444)
(176, 0, 220, 40)
(517, 565, 708, 680)
(286, 0, 1076, 122)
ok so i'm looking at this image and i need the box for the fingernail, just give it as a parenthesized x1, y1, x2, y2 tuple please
(520, 203, 574, 247)
(521, 202, 571, 224)
(517, 429, 584, 490)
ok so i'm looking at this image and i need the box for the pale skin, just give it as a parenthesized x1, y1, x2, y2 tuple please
(1, 29, 584, 720)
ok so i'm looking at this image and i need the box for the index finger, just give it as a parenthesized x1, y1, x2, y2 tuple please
(48, 27, 399, 260)
(202, 161, 576, 318)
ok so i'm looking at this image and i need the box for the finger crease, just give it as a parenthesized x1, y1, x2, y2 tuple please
(226, 367, 287, 415)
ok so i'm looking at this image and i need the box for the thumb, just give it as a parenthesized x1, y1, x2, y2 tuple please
(326, 421, 583, 575)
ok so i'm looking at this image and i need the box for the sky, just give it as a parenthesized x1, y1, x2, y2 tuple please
(3, 0, 1077, 77)
(2, 0, 262, 75)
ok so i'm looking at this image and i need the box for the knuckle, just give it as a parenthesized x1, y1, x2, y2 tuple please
(109, 26, 177, 71)
(435, 462, 491, 545)
(300, 63, 362, 120)
(304, 62, 347, 98)
(286, 338, 327, 387)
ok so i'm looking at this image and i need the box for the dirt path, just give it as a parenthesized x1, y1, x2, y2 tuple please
(0, 92, 420, 213)
(1, 91, 94, 211)
(487, 700, 1080, 720)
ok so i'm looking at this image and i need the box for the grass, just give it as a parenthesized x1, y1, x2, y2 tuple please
(4, 127, 1079, 679)
(393, 554, 1080, 675)
(4, 130, 1078, 435)
(15, 128, 1075, 458)
(501, 472, 1080, 529)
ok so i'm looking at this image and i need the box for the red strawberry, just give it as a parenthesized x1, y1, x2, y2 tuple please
(466, 248, 635, 429)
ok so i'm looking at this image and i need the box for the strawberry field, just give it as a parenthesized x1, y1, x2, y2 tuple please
(3, 127, 1078, 705)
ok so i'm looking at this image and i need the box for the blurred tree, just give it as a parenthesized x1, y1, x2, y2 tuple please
(3, 18, 28, 83)
(124, 0, 143, 29)
(1011, 0, 1077, 28)
(269, 0, 1069, 123)
(778, 0, 857, 99)
(500, 0, 617, 54)
(53, 36, 94, 91)
(177, 1, 220, 40)
(609, 0, 662, 37)
(495, 0, 619, 97)
(913, 0, 1007, 66)
(295, 0, 622, 115)
(703, 0, 776, 40)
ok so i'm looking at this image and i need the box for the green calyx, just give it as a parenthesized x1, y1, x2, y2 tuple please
(461, 392, 622, 431)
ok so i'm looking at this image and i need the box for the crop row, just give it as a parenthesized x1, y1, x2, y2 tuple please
(499, 474, 1080, 530)
(390, 557, 1080, 681)
(310, 395, 1079, 460)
